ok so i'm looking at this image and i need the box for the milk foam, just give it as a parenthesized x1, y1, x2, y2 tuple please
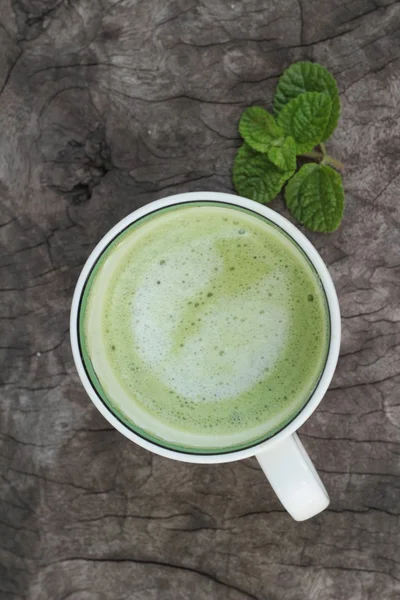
(132, 251, 288, 401)
(82, 204, 329, 451)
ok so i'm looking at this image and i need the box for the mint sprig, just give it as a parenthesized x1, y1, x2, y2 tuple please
(233, 61, 345, 233)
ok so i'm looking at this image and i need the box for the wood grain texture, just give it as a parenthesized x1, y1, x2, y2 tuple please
(1, 0, 400, 598)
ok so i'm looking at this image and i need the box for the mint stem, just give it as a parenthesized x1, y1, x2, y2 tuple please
(301, 150, 344, 171)
(325, 155, 344, 170)
(302, 150, 321, 160)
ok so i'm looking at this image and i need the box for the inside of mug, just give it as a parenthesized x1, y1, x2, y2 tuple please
(77, 201, 331, 455)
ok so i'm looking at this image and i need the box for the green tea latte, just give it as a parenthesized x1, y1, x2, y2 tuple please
(80, 203, 330, 452)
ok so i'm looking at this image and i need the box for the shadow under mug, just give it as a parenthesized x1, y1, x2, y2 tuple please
(70, 191, 341, 521)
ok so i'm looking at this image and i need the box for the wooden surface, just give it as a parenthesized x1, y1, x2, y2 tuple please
(1, 1, 400, 599)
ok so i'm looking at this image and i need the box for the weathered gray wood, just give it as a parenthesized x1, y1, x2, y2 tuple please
(1, 0, 400, 598)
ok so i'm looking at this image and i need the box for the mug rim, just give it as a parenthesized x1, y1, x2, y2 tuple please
(70, 191, 341, 464)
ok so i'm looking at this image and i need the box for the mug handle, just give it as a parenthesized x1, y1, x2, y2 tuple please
(256, 433, 329, 521)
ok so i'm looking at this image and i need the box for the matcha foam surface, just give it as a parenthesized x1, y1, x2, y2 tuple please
(82, 204, 329, 451)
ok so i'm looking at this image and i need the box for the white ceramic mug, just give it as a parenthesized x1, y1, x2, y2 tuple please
(70, 191, 340, 521)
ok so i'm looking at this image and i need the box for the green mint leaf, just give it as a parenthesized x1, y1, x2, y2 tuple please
(233, 143, 295, 204)
(239, 106, 284, 153)
(277, 92, 332, 154)
(284, 163, 344, 232)
(267, 136, 297, 172)
(274, 61, 340, 141)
